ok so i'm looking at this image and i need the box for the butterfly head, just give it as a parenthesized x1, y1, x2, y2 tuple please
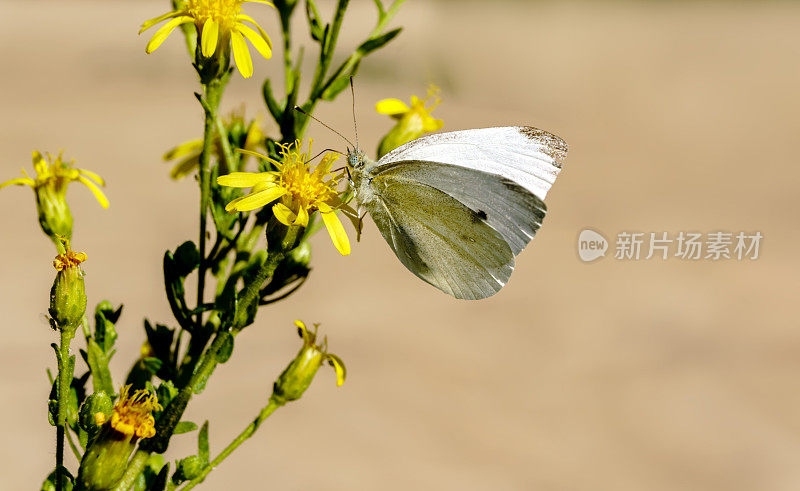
(346, 147, 369, 171)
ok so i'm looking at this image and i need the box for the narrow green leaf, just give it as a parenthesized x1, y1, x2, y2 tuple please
(358, 27, 402, 55)
(198, 421, 210, 463)
(173, 421, 199, 434)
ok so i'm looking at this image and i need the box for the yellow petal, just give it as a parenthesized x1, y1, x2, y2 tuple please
(201, 19, 219, 57)
(146, 16, 193, 53)
(32, 151, 47, 175)
(78, 168, 106, 186)
(288, 205, 305, 227)
(231, 30, 253, 78)
(422, 117, 444, 132)
(327, 353, 347, 387)
(139, 11, 183, 34)
(169, 156, 200, 179)
(76, 176, 110, 209)
(226, 186, 286, 212)
(163, 140, 203, 161)
(375, 98, 410, 116)
(217, 172, 275, 188)
(321, 211, 350, 256)
(237, 14, 273, 50)
(272, 202, 296, 226)
(245, 0, 275, 6)
(0, 177, 36, 189)
(236, 25, 272, 59)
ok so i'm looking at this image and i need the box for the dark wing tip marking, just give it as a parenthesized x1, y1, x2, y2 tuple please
(518, 126, 568, 169)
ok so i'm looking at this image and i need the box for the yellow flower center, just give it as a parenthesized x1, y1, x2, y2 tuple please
(187, 0, 243, 31)
(278, 143, 339, 207)
(109, 385, 162, 439)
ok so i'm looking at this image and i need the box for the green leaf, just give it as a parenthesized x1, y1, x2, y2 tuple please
(173, 421, 199, 434)
(321, 72, 354, 101)
(358, 27, 402, 56)
(305, 0, 324, 41)
(94, 301, 122, 353)
(174, 241, 200, 277)
(215, 335, 234, 364)
(85, 339, 114, 395)
(41, 467, 74, 491)
(151, 462, 170, 491)
(198, 421, 210, 463)
(155, 381, 179, 416)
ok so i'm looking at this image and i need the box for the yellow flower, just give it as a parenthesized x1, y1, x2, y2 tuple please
(0, 151, 108, 242)
(164, 115, 264, 179)
(271, 320, 346, 404)
(77, 386, 162, 490)
(375, 85, 444, 158)
(140, 0, 274, 78)
(217, 140, 352, 256)
(109, 385, 162, 439)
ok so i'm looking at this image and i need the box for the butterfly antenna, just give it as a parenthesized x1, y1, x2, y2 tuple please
(350, 77, 359, 150)
(293, 106, 354, 148)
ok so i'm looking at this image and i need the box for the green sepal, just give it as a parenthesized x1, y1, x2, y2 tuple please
(174, 421, 199, 434)
(173, 455, 205, 483)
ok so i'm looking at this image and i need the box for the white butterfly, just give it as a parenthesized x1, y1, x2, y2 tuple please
(346, 126, 568, 300)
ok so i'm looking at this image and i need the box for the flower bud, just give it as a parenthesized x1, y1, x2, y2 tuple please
(271, 321, 346, 405)
(49, 244, 88, 332)
(76, 386, 161, 491)
(174, 455, 204, 482)
(78, 392, 113, 434)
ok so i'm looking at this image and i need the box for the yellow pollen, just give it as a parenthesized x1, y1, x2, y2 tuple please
(110, 385, 162, 439)
(187, 0, 243, 30)
(94, 412, 106, 426)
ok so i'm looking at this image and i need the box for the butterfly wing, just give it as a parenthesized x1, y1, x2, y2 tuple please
(375, 126, 567, 201)
(363, 169, 515, 300)
(372, 160, 547, 255)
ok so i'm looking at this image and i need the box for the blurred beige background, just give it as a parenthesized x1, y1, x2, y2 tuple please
(1, 0, 799, 489)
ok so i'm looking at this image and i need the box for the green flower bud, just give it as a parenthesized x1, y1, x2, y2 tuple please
(78, 392, 113, 434)
(173, 455, 204, 482)
(77, 386, 161, 491)
(271, 321, 346, 405)
(49, 244, 88, 332)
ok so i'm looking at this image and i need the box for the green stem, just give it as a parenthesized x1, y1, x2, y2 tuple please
(279, 8, 293, 96)
(55, 327, 73, 491)
(111, 449, 149, 491)
(196, 79, 224, 334)
(180, 399, 283, 490)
